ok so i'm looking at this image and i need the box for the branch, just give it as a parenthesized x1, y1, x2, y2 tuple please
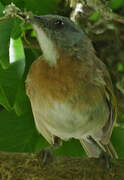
(69, 0, 124, 36)
(0, 151, 124, 180)
(69, 0, 124, 24)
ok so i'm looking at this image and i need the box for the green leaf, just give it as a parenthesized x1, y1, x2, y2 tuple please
(89, 12, 100, 21)
(0, 20, 13, 68)
(9, 37, 25, 63)
(24, 0, 60, 15)
(54, 139, 85, 157)
(109, 0, 124, 10)
(117, 112, 124, 125)
(0, 1, 4, 16)
(0, 109, 43, 152)
(0, 60, 25, 106)
(0, 2, 13, 68)
(111, 127, 124, 158)
(0, 37, 25, 107)
(13, 79, 31, 116)
(11, 18, 22, 39)
(0, 85, 11, 110)
(1, 0, 61, 15)
(117, 63, 124, 72)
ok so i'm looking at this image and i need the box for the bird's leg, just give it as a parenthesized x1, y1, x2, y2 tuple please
(88, 136, 112, 169)
(38, 136, 61, 165)
(99, 151, 112, 169)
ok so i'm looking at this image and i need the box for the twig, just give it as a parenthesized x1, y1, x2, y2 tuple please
(0, 3, 32, 24)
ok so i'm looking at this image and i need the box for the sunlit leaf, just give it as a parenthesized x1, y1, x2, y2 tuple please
(89, 12, 100, 21)
(0, 2, 13, 68)
(9, 37, 25, 64)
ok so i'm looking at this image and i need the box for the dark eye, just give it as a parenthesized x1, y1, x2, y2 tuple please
(54, 19, 64, 26)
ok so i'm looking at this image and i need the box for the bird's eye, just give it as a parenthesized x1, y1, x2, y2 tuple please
(54, 19, 64, 26)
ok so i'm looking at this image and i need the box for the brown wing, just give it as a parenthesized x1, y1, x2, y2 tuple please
(101, 81, 117, 144)
(95, 57, 117, 145)
(80, 56, 118, 158)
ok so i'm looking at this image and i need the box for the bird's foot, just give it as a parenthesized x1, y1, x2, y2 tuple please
(37, 136, 61, 165)
(37, 147, 54, 166)
(41, 148, 54, 165)
(100, 151, 112, 169)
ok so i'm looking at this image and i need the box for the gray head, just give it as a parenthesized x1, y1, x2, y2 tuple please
(30, 15, 94, 66)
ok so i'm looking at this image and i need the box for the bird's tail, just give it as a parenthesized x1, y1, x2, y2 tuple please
(103, 141, 118, 159)
(80, 138, 118, 159)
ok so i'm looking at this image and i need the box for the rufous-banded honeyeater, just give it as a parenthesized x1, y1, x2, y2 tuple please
(25, 15, 118, 159)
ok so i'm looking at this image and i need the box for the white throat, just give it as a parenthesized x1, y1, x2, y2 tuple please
(33, 24, 59, 66)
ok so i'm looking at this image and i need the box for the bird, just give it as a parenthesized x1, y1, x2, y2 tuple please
(25, 14, 118, 160)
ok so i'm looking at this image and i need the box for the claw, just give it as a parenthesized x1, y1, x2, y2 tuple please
(41, 148, 53, 165)
(36, 148, 54, 166)
(100, 151, 112, 169)
(37, 136, 61, 165)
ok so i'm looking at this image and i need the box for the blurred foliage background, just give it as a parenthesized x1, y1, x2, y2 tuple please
(0, 0, 124, 158)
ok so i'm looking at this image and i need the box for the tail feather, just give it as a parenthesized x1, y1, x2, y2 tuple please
(103, 141, 118, 159)
(80, 139, 101, 158)
(80, 139, 118, 159)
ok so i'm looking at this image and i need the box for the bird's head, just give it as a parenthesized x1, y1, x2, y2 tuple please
(30, 15, 94, 66)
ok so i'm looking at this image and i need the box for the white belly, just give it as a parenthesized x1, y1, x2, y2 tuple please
(31, 98, 107, 144)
